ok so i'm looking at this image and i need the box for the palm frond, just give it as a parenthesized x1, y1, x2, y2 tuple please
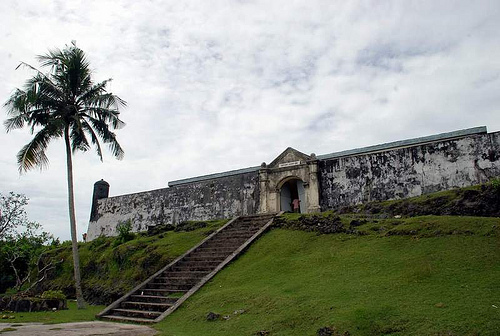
(15, 61, 47, 76)
(77, 79, 112, 104)
(4, 114, 28, 131)
(37, 48, 64, 68)
(5, 43, 126, 169)
(81, 120, 103, 161)
(69, 117, 90, 153)
(87, 117, 124, 160)
(17, 123, 63, 173)
(82, 107, 126, 129)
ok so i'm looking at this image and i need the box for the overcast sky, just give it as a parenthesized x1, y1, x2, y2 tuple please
(1, 0, 500, 240)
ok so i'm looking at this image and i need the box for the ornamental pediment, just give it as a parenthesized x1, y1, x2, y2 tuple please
(267, 147, 311, 169)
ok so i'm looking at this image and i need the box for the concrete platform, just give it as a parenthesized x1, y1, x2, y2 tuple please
(0, 321, 157, 335)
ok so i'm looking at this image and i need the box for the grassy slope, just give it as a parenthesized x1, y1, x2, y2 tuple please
(156, 216, 500, 336)
(4, 184, 499, 335)
(42, 219, 228, 303)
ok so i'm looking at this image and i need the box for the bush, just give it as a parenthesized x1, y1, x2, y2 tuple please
(40, 290, 66, 300)
(490, 178, 500, 192)
(113, 220, 135, 247)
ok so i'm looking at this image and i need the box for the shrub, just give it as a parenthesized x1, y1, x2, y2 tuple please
(113, 220, 135, 247)
(490, 178, 500, 192)
(40, 290, 66, 300)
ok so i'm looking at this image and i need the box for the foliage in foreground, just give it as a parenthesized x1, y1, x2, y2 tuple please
(0, 192, 30, 240)
(0, 192, 57, 295)
(37, 219, 227, 304)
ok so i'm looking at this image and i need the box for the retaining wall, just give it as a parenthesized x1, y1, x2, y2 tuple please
(87, 171, 259, 240)
(318, 132, 500, 209)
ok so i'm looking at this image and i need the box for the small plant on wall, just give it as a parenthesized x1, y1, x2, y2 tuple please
(113, 220, 135, 246)
(490, 178, 500, 192)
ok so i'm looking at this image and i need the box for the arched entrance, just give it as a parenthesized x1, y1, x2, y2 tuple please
(258, 147, 320, 214)
(279, 178, 305, 213)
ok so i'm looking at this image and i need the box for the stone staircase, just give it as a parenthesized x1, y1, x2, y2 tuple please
(97, 213, 277, 323)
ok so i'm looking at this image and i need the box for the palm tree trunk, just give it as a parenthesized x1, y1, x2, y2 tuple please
(64, 126, 86, 309)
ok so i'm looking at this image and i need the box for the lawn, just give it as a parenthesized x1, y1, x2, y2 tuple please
(154, 216, 500, 336)
(0, 301, 104, 324)
(2, 215, 498, 335)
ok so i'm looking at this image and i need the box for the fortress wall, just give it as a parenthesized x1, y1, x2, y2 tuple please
(87, 171, 259, 240)
(318, 132, 500, 210)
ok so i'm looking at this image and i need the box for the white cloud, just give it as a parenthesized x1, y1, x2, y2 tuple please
(1, 0, 499, 239)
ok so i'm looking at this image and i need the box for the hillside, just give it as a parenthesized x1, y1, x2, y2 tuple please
(38, 219, 228, 304)
(155, 215, 500, 336)
(29, 183, 500, 335)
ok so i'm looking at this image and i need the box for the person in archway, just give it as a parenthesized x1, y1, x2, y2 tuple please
(292, 198, 301, 213)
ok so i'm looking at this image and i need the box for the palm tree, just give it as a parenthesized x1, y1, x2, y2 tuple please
(4, 42, 126, 309)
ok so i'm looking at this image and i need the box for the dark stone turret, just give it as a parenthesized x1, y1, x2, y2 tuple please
(90, 179, 110, 222)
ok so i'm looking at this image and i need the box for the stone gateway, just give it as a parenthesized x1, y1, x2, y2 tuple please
(87, 126, 500, 240)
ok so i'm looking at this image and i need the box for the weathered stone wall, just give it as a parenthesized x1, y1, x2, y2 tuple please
(87, 171, 259, 240)
(88, 127, 500, 240)
(318, 132, 500, 209)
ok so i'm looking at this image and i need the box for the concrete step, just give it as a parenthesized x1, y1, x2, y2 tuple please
(204, 237, 248, 244)
(129, 295, 178, 304)
(240, 214, 275, 220)
(201, 241, 243, 248)
(140, 288, 188, 296)
(219, 228, 260, 234)
(155, 276, 202, 283)
(208, 238, 248, 244)
(112, 308, 161, 319)
(232, 220, 267, 226)
(97, 213, 277, 324)
(190, 250, 232, 257)
(147, 283, 192, 290)
(176, 260, 222, 267)
(170, 265, 216, 272)
(214, 233, 254, 239)
(102, 315, 156, 323)
(160, 271, 209, 278)
(194, 247, 236, 254)
(121, 301, 173, 312)
(183, 256, 227, 263)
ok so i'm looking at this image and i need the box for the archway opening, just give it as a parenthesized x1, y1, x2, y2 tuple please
(280, 178, 305, 213)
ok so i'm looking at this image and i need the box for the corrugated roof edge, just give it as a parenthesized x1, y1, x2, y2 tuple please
(168, 166, 261, 187)
(317, 126, 487, 161)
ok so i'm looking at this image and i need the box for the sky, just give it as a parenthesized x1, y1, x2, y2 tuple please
(1, 0, 500, 240)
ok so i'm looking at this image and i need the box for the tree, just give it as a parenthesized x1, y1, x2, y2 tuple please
(0, 192, 56, 294)
(0, 192, 29, 240)
(2, 221, 55, 292)
(3, 42, 126, 308)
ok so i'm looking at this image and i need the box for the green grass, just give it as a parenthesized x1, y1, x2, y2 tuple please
(154, 215, 500, 336)
(14, 213, 499, 335)
(43, 219, 228, 302)
(0, 301, 104, 324)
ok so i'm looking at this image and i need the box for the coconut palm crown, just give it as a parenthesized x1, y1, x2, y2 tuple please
(4, 42, 126, 308)
(4, 42, 125, 171)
